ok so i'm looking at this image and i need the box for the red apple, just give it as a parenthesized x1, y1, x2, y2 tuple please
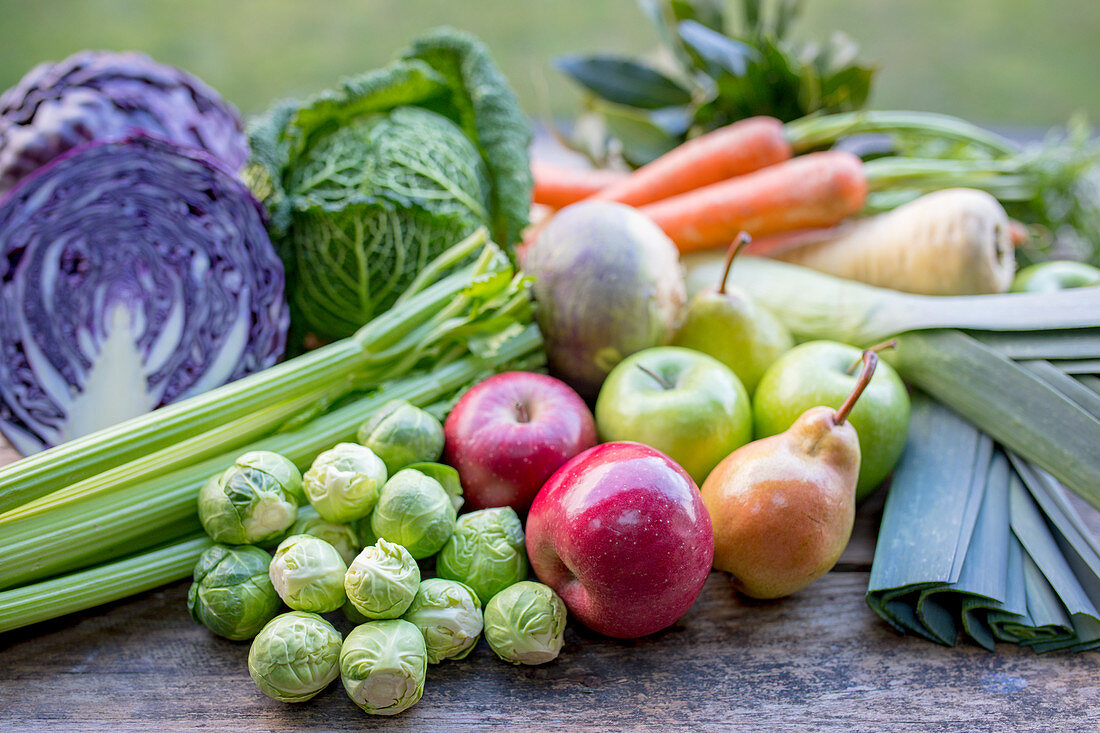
(443, 372, 598, 514)
(525, 441, 713, 638)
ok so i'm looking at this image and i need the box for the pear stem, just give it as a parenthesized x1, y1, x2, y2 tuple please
(717, 232, 752, 295)
(636, 364, 673, 391)
(845, 339, 897, 375)
(834, 350, 879, 426)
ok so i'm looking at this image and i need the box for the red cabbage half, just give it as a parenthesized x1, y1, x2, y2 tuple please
(0, 136, 289, 454)
(0, 50, 248, 195)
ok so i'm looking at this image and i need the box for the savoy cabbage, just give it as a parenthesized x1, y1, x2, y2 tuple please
(249, 28, 532, 342)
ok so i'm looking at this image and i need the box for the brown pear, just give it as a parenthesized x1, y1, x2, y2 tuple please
(700, 351, 878, 599)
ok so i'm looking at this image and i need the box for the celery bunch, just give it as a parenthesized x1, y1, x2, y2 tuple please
(0, 230, 543, 633)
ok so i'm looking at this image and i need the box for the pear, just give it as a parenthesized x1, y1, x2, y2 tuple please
(673, 234, 793, 395)
(699, 350, 879, 599)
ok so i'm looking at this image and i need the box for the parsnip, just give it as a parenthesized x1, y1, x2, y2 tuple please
(773, 189, 1015, 295)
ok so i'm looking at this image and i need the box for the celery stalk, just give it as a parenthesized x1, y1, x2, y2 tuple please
(0, 535, 212, 634)
(0, 228, 495, 513)
(0, 325, 544, 590)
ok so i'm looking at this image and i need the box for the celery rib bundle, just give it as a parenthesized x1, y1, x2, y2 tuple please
(0, 230, 544, 633)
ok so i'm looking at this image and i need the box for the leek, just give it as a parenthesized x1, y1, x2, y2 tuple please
(700, 255, 1100, 649)
(867, 395, 1100, 650)
(682, 255, 1100, 507)
(865, 396, 988, 641)
(1078, 376, 1100, 394)
(685, 255, 1100, 345)
(891, 330, 1100, 507)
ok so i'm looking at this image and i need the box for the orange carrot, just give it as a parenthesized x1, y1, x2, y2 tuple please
(531, 161, 628, 209)
(589, 116, 791, 207)
(639, 151, 868, 253)
(1008, 219, 1030, 248)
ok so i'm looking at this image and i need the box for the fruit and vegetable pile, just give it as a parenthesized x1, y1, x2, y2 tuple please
(1, 0, 1100, 718)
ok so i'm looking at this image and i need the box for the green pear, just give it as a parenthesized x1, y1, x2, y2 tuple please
(673, 236, 793, 395)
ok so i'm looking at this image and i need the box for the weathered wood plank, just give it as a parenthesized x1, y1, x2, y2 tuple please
(3, 571, 1099, 732)
(2, 439, 1099, 732)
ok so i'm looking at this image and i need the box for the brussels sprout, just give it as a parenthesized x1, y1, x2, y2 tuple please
(340, 619, 427, 716)
(269, 535, 348, 613)
(483, 581, 566, 665)
(286, 505, 360, 566)
(303, 443, 387, 523)
(402, 578, 483, 664)
(370, 469, 457, 559)
(239, 450, 307, 504)
(187, 544, 282, 640)
(248, 611, 342, 702)
(344, 539, 421, 620)
(357, 400, 445, 475)
(405, 461, 464, 512)
(436, 507, 528, 605)
(197, 451, 303, 545)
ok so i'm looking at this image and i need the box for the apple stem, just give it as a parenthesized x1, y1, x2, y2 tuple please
(717, 232, 752, 295)
(845, 339, 897, 375)
(834, 350, 879, 426)
(514, 401, 530, 423)
(636, 364, 674, 391)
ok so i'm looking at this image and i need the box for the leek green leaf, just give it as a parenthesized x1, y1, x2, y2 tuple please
(892, 330, 1100, 509)
(969, 329, 1100, 360)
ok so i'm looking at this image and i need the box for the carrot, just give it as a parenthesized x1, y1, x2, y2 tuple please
(771, 188, 1015, 295)
(590, 116, 791, 207)
(531, 161, 628, 209)
(1007, 219, 1030, 248)
(639, 151, 868, 253)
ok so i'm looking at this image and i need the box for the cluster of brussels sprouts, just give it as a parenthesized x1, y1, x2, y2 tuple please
(187, 399, 568, 716)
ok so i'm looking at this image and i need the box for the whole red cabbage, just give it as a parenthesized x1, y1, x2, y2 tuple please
(0, 50, 247, 195)
(0, 135, 288, 454)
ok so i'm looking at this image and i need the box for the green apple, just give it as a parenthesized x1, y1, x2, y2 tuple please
(673, 240, 793, 396)
(753, 341, 910, 500)
(595, 346, 753, 485)
(1011, 260, 1100, 293)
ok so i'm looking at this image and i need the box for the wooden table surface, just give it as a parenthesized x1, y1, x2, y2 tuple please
(2, 440, 1099, 732)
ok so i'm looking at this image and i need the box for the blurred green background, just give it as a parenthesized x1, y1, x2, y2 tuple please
(0, 0, 1097, 125)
